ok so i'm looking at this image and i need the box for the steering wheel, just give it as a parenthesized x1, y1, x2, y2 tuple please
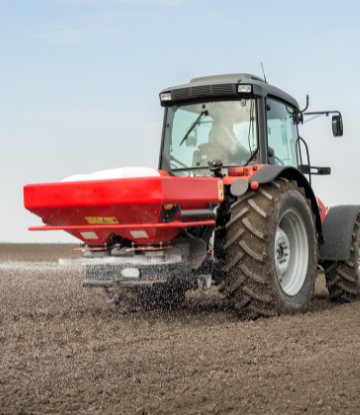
(281, 158, 293, 166)
(275, 156, 294, 166)
(275, 155, 284, 165)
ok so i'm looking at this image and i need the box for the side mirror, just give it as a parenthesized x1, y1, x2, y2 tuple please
(186, 128, 198, 147)
(332, 115, 343, 137)
(299, 165, 331, 175)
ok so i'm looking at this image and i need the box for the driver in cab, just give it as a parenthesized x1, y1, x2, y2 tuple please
(208, 102, 251, 165)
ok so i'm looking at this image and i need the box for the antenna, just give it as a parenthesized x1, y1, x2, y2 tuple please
(261, 62, 267, 83)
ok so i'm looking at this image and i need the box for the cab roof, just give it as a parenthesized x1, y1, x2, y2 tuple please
(160, 73, 300, 110)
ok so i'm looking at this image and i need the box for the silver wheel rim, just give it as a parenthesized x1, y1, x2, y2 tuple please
(274, 209, 309, 296)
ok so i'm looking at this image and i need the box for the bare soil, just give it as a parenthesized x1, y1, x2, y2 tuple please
(1, 244, 360, 414)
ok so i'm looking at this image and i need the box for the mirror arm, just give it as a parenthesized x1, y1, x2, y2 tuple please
(302, 95, 310, 112)
(303, 110, 342, 117)
(298, 95, 309, 123)
(296, 136, 311, 186)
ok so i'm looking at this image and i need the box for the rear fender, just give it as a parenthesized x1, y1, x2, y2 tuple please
(247, 165, 323, 242)
(319, 206, 360, 261)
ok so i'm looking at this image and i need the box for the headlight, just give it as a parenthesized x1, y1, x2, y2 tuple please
(238, 85, 252, 93)
(160, 92, 172, 101)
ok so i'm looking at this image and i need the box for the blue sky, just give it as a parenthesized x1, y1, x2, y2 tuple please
(1, 0, 360, 242)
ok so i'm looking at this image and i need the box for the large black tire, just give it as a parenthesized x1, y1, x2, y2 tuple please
(324, 217, 360, 302)
(221, 178, 318, 317)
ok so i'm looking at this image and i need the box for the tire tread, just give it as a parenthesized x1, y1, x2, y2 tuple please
(224, 179, 318, 318)
(324, 214, 360, 303)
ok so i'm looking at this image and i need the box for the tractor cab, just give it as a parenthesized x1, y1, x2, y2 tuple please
(159, 73, 342, 178)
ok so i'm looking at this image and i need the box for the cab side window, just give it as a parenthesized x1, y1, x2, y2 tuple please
(266, 98, 299, 167)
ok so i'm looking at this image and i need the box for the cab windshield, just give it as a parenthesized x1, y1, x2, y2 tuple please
(162, 98, 257, 175)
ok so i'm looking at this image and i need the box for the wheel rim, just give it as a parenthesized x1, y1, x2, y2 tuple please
(274, 209, 309, 296)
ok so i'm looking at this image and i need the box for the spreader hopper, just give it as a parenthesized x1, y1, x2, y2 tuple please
(24, 168, 221, 245)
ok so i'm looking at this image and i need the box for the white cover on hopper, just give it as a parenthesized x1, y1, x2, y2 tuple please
(61, 167, 160, 182)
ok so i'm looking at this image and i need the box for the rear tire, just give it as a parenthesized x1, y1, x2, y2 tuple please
(222, 179, 318, 317)
(324, 217, 360, 302)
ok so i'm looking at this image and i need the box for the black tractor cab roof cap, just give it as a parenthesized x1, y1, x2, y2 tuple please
(189, 73, 264, 84)
(160, 73, 300, 111)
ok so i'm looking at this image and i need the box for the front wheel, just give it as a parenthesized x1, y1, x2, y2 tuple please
(324, 216, 360, 302)
(221, 179, 318, 317)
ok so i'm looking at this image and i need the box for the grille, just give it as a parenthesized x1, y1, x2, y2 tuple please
(212, 84, 235, 95)
(171, 84, 237, 102)
(192, 85, 211, 97)
(172, 88, 191, 101)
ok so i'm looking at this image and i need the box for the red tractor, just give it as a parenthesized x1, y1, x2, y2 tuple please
(24, 73, 355, 317)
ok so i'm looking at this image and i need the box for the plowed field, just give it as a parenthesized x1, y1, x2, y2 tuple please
(1, 244, 360, 415)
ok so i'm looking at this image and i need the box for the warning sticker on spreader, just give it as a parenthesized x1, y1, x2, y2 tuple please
(85, 217, 119, 225)
(218, 181, 224, 201)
